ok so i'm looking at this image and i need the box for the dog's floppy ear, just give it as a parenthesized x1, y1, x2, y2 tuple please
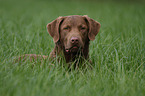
(47, 16, 65, 43)
(83, 15, 101, 41)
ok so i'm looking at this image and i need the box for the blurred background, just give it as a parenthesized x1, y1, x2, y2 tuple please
(0, 0, 145, 54)
(0, 0, 145, 96)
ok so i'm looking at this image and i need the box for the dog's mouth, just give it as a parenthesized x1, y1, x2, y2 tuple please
(65, 45, 82, 53)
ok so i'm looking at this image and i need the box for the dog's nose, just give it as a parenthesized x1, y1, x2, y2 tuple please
(71, 37, 79, 44)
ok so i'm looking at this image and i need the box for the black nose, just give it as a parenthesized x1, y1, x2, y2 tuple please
(71, 37, 79, 44)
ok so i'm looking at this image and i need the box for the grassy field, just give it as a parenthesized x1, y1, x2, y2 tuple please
(0, 0, 145, 96)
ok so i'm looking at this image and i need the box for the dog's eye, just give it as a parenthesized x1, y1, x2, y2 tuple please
(81, 27, 86, 30)
(63, 27, 70, 30)
(80, 27, 86, 30)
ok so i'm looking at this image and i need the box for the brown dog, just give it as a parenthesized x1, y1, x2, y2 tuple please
(16, 15, 100, 64)
(47, 15, 100, 63)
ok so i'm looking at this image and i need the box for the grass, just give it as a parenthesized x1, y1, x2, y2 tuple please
(0, 0, 145, 96)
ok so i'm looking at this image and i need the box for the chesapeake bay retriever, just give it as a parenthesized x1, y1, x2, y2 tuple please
(16, 15, 100, 63)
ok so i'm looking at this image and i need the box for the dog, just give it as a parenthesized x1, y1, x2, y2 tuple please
(47, 15, 100, 63)
(16, 15, 100, 64)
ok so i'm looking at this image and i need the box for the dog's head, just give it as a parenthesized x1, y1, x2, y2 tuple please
(47, 15, 100, 53)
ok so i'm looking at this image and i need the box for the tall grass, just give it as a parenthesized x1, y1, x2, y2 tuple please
(0, 0, 145, 96)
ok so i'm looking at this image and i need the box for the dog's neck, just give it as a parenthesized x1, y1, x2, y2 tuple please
(55, 40, 90, 63)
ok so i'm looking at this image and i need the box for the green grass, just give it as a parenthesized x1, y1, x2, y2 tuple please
(0, 0, 145, 96)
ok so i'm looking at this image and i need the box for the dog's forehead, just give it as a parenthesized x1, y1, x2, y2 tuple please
(62, 16, 87, 25)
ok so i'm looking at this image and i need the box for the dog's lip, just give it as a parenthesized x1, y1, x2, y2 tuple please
(72, 46, 78, 49)
(65, 45, 83, 53)
(66, 45, 79, 50)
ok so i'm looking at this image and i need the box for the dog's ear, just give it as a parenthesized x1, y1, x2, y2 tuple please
(47, 16, 65, 43)
(83, 15, 101, 41)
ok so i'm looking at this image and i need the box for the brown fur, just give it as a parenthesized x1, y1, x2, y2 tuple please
(47, 15, 100, 63)
(15, 15, 100, 63)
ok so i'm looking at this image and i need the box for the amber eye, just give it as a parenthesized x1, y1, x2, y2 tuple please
(81, 27, 86, 30)
(80, 26, 86, 30)
(63, 26, 70, 30)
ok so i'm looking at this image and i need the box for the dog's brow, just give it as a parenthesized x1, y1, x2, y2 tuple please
(62, 24, 71, 28)
(79, 24, 87, 27)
